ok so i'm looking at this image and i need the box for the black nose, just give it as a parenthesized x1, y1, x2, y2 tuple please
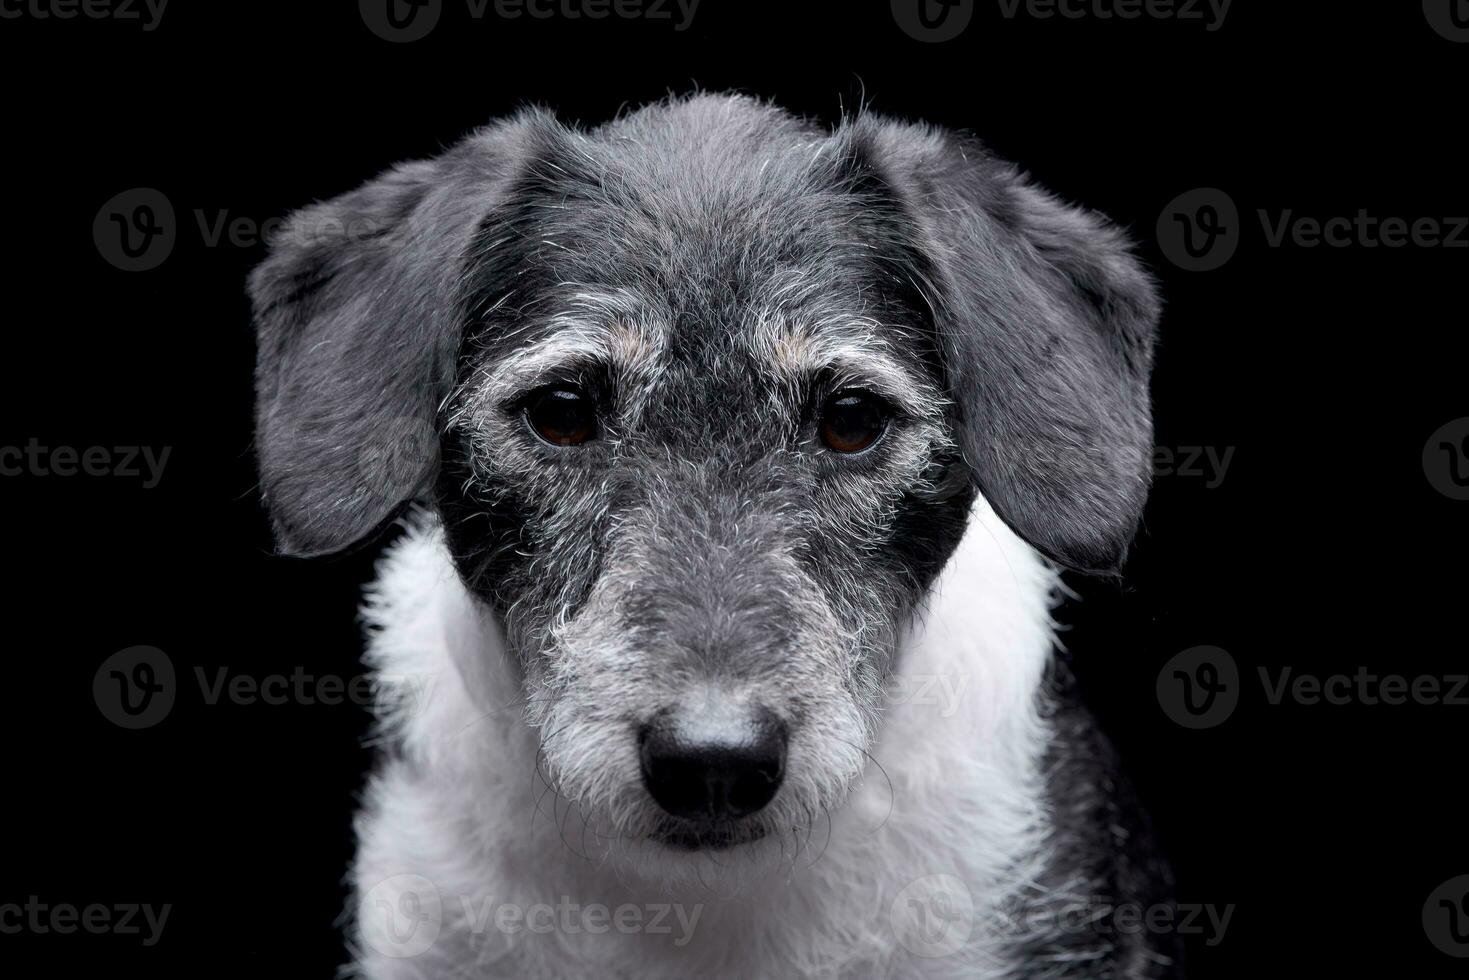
(639, 712, 786, 821)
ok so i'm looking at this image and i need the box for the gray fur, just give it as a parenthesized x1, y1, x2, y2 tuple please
(248, 113, 543, 556)
(854, 118, 1160, 572)
(249, 95, 1158, 572)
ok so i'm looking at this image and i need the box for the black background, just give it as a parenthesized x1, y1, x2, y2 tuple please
(2, 1, 1465, 975)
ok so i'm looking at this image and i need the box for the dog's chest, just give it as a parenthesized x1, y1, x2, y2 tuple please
(350, 503, 1067, 979)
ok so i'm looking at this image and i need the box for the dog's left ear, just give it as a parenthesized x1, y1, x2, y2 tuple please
(839, 118, 1161, 574)
(248, 113, 548, 557)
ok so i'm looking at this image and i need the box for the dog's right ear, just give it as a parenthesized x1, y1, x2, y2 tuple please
(248, 113, 551, 557)
(835, 116, 1161, 575)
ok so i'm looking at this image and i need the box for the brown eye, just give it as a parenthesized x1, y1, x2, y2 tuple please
(525, 388, 598, 446)
(818, 390, 889, 454)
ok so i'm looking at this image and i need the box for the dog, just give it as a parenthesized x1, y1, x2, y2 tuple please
(249, 93, 1177, 978)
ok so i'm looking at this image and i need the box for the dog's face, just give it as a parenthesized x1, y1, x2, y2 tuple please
(437, 151, 973, 850)
(249, 96, 1159, 860)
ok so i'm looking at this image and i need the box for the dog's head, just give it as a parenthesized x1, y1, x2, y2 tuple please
(250, 95, 1157, 859)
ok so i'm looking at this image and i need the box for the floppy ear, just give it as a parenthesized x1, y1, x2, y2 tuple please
(248, 114, 544, 557)
(846, 118, 1160, 574)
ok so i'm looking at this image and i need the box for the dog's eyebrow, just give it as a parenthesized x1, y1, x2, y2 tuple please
(751, 317, 943, 419)
(478, 290, 665, 397)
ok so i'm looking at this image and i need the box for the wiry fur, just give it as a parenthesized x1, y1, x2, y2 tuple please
(353, 499, 1061, 978)
(248, 93, 1176, 978)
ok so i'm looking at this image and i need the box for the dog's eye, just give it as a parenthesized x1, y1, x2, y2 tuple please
(525, 388, 598, 447)
(818, 390, 889, 454)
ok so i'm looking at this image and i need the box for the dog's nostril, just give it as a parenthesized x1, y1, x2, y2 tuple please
(639, 714, 786, 822)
